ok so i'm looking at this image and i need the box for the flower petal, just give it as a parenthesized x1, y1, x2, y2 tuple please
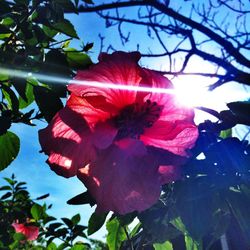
(141, 122, 198, 156)
(77, 141, 161, 214)
(92, 122, 117, 149)
(24, 226, 39, 241)
(67, 94, 114, 128)
(12, 223, 39, 241)
(140, 124, 198, 156)
(12, 223, 25, 234)
(158, 165, 182, 185)
(68, 51, 142, 109)
(39, 107, 95, 177)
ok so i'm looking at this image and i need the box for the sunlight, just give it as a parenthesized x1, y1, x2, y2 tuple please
(0, 66, 249, 113)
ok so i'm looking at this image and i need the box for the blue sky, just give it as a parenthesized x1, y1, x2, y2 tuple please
(1, 0, 250, 242)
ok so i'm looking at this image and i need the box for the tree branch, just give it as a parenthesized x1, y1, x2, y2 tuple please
(70, 0, 250, 68)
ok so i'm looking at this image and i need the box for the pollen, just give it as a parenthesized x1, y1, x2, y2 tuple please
(113, 99, 162, 140)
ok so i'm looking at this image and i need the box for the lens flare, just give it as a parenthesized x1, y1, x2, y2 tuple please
(0, 67, 249, 109)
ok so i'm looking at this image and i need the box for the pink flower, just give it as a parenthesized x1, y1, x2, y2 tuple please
(39, 51, 198, 214)
(12, 222, 39, 241)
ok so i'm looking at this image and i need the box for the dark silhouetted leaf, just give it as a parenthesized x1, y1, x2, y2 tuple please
(0, 116, 11, 136)
(83, 42, 93, 52)
(1, 191, 12, 199)
(48, 222, 63, 231)
(227, 101, 250, 125)
(67, 191, 96, 206)
(226, 190, 250, 245)
(55, 0, 77, 13)
(33, 86, 63, 122)
(11, 77, 28, 102)
(62, 217, 73, 228)
(82, 0, 94, 4)
(71, 214, 81, 225)
(36, 193, 50, 200)
(88, 212, 107, 235)
(0, 131, 20, 171)
(0, 24, 10, 34)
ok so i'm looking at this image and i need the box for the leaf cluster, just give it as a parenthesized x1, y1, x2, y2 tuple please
(0, 174, 107, 249)
(0, 0, 92, 170)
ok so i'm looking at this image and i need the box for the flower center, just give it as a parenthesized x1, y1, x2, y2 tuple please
(113, 100, 162, 140)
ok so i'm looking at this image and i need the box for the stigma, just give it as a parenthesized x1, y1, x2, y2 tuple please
(113, 99, 162, 140)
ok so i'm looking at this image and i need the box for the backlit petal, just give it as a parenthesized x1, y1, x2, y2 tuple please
(77, 142, 160, 214)
(68, 51, 142, 109)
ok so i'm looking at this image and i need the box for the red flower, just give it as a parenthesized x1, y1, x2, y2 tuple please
(39, 51, 198, 214)
(12, 222, 39, 241)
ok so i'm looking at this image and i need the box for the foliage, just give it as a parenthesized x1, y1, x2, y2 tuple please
(0, 174, 107, 249)
(0, 0, 250, 250)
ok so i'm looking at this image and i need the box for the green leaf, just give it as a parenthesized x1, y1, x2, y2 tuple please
(170, 217, 187, 234)
(3, 177, 16, 185)
(33, 86, 63, 122)
(43, 25, 58, 38)
(47, 242, 57, 250)
(13, 232, 26, 241)
(1, 17, 14, 26)
(31, 203, 43, 221)
(71, 213, 81, 225)
(154, 241, 173, 250)
(106, 217, 126, 250)
(185, 236, 198, 250)
(19, 79, 36, 109)
(65, 48, 92, 69)
(0, 185, 12, 191)
(2, 86, 19, 114)
(130, 222, 141, 237)
(69, 244, 86, 250)
(52, 19, 78, 38)
(88, 212, 107, 235)
(0, 131, 20, 171)
(220, 128, 232, 139)
(0, 71, 9, 81)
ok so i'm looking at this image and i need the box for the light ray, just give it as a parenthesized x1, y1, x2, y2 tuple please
(0, 67, 249, 108)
